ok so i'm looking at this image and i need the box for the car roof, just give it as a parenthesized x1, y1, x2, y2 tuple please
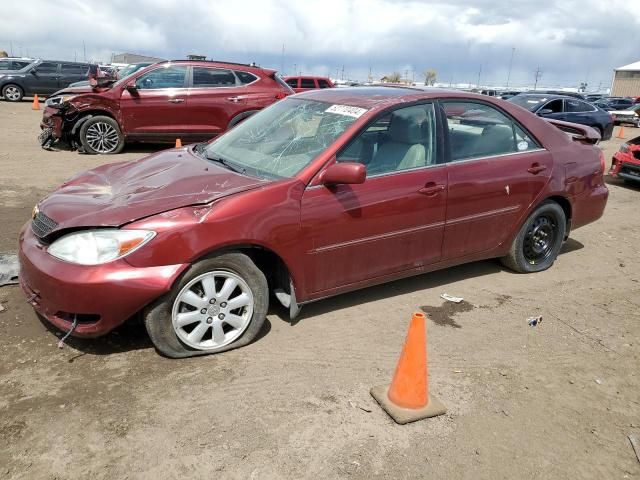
(162, 60, 265, 72)
(292, 86, 490, 109)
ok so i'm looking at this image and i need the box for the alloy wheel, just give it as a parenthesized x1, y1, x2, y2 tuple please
(523, 214, 557, 264)
(4, 86, 21, 101)
(85, 122, 120, 153)
(171, 270, 254, 350)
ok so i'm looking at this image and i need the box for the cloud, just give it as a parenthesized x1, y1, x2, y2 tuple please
(1, 0, 639, 89)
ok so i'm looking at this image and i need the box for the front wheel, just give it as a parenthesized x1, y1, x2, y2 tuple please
(501, 201, 566, 273)
(2, 84, 24, 102)
(79, 116, 125, 154)
(144, 253, 269, 358)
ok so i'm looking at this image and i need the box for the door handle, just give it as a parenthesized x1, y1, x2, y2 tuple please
(168, 98, 184, 103)
(227, 96, 243, 103)
(418, 183, 445, 196)
(527, 164, 547, 175)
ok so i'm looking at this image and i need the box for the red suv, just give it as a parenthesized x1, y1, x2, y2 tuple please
(39, 60, 293, 154)
(283, 76, 334, 93)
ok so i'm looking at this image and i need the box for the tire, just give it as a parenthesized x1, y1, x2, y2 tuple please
(79, 115, 125, 154)
(2, 84, 24, 102)
(144, 252, 269, 358)
(500, 201, 566, 273)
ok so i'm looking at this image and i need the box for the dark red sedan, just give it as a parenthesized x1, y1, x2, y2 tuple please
(20, 87, 608, 357)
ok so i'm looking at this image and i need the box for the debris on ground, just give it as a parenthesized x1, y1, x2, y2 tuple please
(348, 400, 372, 413)
(629, 434, 640, 463)
(0, 254, 19, 286)
(595, 378, 603, 385)
(527, 315, 543, 327)
(440, 293, 464, 303)
(0, 304, 5, 313)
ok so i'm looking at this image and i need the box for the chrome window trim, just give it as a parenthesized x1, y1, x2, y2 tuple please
(447, 148, 547, 165)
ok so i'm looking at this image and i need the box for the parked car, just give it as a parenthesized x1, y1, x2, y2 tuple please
(499, 90, 522, 100)
(508, 94, 614, 140)
(609, 104, 640, 127)
(39, 60, 294, 153)
(584, 93, 606, 103)
(67, 62, 154, 88)
(283, 76, 334, 92)
(0, 59, 93, 101)
(610, 135, 640, 183)
(593, 97, 635, 111)
(20, 87, 608, 357)
(534, 90, 585, 100)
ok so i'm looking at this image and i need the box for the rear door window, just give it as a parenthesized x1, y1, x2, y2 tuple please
(285, 78, 299, 88)
(61, 64, 85, 75)
(135, 66, 188, 89)
(318, 79, 331, 88)
(443, 101, 540, 161)
(192, 67, 237, 87)
(566, 99, 595, 113)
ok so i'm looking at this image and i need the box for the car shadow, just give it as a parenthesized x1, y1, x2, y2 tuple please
(605, 175, 640, 191)
(37, 313, 272, 358)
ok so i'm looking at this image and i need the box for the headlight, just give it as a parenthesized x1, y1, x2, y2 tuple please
(620, 144, 629, 153)
(44, 94, 78, 107)
(48, 229, 155, 265)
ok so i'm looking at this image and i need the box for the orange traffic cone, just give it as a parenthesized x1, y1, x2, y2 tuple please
(32, 94, 40, 110)
(175, 138, 182, 148)
(616, 125, 625, 139)
(370, 312, 446, 424)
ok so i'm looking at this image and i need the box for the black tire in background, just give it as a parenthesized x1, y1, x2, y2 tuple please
(501, 201, 566, 273)
(144, 252, 269, 358)
(2, 84, 24, 102)
(79, 115, 125, 154)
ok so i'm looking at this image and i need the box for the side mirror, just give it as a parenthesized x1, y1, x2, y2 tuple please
(30, 69, 37, 76)
(320, 162, 366, 186)
(125, 83, 137, 93)
(538, 109, 554, 116)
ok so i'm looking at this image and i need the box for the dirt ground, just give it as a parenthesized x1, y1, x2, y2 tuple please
(0, 100, 639, 480)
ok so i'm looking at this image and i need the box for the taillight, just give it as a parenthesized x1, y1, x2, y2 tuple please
(599, 149, 606, 174)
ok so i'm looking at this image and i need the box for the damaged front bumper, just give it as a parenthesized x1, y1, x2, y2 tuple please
(18, 223, 188, 337)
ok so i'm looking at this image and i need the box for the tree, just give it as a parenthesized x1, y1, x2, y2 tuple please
(384, 72, 402, 83)
(0, 50, 8, 58)
(424, 69, 437, 86)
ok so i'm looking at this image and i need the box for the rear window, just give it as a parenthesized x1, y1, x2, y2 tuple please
(234, 70, 258, 84)
(61, 64, 86, 75)
(193, 67, 237, 87)
(300, 78, 315, 89)
(34, 62, 59, 73)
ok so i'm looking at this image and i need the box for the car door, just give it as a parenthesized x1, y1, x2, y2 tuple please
(26, 62, 61, 95)
(441, 100, 553, 259)
(185, 67, 252, 136)
(300, 103, 447, 294)
(119, 65, 190, 137)
(59, 63, 87, 88)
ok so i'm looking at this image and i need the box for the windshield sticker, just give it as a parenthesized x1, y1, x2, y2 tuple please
(517, 141, 529, 151)
(325, 104, 367, 118)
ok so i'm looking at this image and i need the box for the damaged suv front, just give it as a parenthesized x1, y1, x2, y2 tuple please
(39, 89, 92, 149)
(610, 135, 640, 183)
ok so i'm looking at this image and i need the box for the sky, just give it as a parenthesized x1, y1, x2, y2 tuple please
(1, 0, 639, 90)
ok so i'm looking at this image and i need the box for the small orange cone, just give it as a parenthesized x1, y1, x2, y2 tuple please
(175, 138, 182, 148)
(32, 94, 40, 110)
(616, 125, 625, 139)
(370, 312, 446, 424)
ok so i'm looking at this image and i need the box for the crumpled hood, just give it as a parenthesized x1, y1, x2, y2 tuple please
(38, 148, 268, 232)
(50, 84, 112, 96)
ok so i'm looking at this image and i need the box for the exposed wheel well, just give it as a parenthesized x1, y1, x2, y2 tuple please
(71, 110, 120, 133)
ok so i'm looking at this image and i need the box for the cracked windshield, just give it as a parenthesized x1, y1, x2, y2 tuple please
(203, 98, 364, 179)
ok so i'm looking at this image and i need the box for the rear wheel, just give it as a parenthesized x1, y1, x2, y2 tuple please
(79, 116, 125, 154)
(501, 201, 566, 273)
(144, 253, 269, 358)
(2, 84, 24, 102)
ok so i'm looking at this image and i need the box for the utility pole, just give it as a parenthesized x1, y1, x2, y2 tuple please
(293, 63, 297, 76)
(82, 40, 86, 62)
(506, 47, 515, 88)
(341, 65, 345, 81)
(477, 64, 482, 88)
(9, 41, 13, 56)
(533, 67, 542, 90)
(404, 69, 409, 84)
(368, 66, 372, 83)
(281, 44, 285, 75)
(336, 67, 339, 80)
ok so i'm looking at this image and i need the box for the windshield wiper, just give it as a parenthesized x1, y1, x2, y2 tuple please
(205, 152, 246, 175)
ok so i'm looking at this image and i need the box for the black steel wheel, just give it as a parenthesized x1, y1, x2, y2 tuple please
(501, 201, 566, 273)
